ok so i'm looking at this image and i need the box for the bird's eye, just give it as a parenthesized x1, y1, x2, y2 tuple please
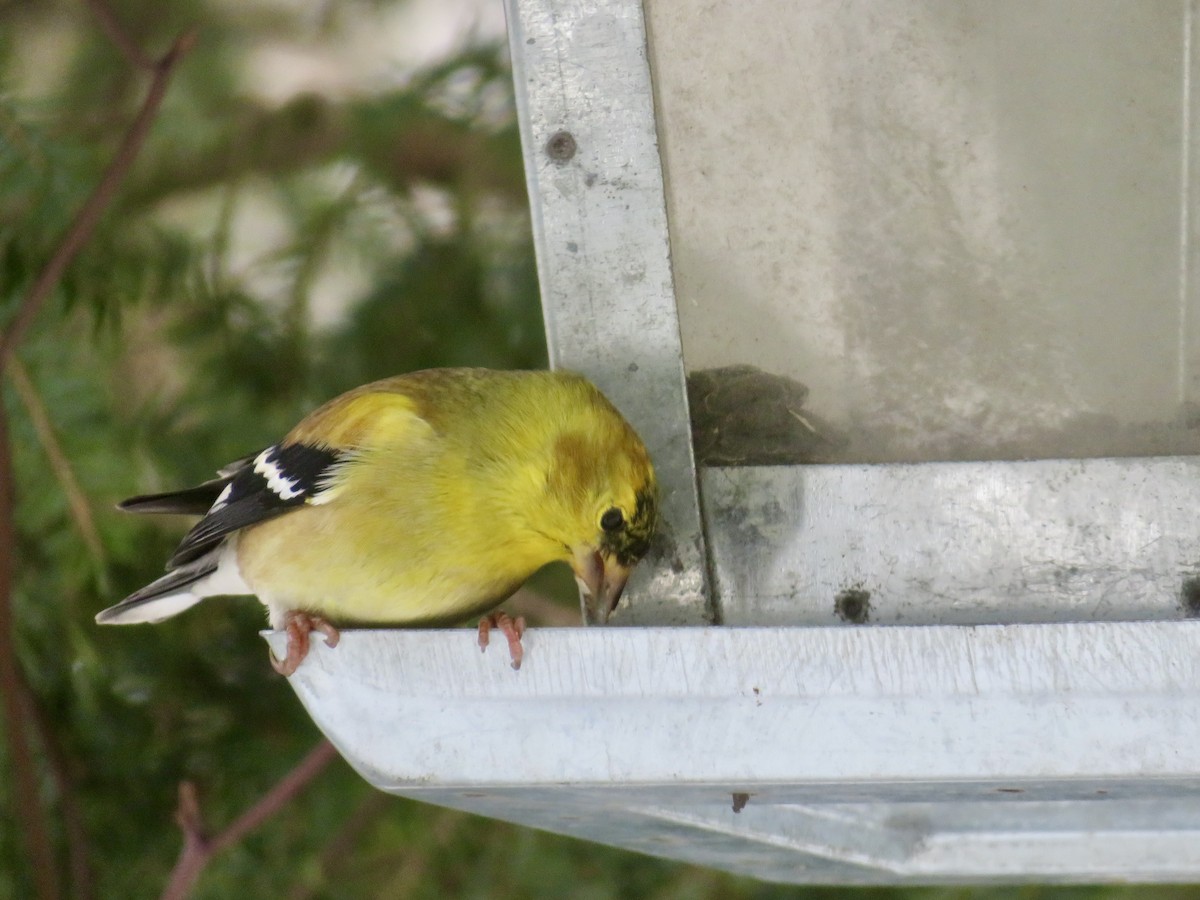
(600, 508, 625, 532)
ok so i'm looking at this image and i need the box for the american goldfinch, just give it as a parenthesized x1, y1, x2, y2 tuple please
(98, 369, 658, 674)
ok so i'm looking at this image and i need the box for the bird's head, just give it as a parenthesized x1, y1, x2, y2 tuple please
(543, 408, 659, 624)
(569, 479, 658, 625)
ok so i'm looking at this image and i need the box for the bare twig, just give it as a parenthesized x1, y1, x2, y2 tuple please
(8, 358, 107, 574)
(18, 668, 97, 900)
(83, 0, 156, 70)
(215, 739, 340, 853)
(158, 784, 208, 900)
(0, 27, 199, 369)
(0, 407, 61, 900)
(160, 740, 341, 900)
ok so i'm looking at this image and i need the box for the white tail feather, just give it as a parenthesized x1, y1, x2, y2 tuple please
(97, 540, 250, 625)
(97, 590, 205, 624)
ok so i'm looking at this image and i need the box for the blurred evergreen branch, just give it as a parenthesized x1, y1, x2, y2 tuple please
(0, 27, 197, 365)
(1, 1, 553, 896)
(9, 357, 106, 583)
(1, 10, 196, 899)
(124, 91, 526, 213)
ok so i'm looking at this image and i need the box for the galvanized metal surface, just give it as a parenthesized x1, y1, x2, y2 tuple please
(504, 0, 709, 623)
(702, 457, 1200, 626)
(269, 622, 1200, 883)
(645, 0, 1200, 464)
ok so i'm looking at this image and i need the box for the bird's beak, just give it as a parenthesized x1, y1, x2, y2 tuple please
(571, 547, 631, 625)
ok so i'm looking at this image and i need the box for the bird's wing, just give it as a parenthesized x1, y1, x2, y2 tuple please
(162, 390, 432, 570)
(118, 453, 260, 517)
(164, 443, 347, 568)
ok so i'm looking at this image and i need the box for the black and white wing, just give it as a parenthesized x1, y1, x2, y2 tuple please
(160, 443, 346, 568)
(98, 443, 348, 624)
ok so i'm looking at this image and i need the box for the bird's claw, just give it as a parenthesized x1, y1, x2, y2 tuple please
(271, 611, 341, 676)
(477, 611, 526, 670)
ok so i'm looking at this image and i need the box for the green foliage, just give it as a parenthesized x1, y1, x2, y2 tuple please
(3, 2, 1199, 899)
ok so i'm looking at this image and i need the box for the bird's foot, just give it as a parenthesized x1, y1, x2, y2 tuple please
(271, 611, 341, 676)
(477, 610, 526, 670)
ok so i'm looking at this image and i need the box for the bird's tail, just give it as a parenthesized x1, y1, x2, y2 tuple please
(96, 557, 216, 624)
(96, 541, 249, 624)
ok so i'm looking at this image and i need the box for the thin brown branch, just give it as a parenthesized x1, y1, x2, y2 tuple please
(0, 405, 61, 900)
(83, 0, 156, 70)
(8, 358, 107, 574)
(0, 21, 197, 900)
(213, 739, 340, 853)
(18, 668, 96, 900)
(159, 783, 208, 900)
(160, 740, 340, 900)
(0, 27, 199, 369)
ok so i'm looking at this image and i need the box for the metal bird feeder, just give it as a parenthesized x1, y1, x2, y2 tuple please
(272, 0, 1200, 883)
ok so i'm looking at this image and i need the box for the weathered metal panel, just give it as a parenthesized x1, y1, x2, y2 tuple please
(270, 622, 1200, 882)
(701, 457, 1200, 625)
(505, 0, 709, 623)
(646, 0, 1200, 464)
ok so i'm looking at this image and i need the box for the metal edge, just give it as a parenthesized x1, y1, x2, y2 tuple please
(503, 0, 712, 624)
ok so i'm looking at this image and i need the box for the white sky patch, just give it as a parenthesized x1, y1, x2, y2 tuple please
(308, 259, 374, 330)
(244, 0, 507, 104)
(409, 184, 459, 238)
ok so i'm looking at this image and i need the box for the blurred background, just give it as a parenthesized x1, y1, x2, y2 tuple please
(2, 0, 1198, 896)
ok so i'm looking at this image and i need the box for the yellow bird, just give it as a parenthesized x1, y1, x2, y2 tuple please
(97, 369, 658, 675)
